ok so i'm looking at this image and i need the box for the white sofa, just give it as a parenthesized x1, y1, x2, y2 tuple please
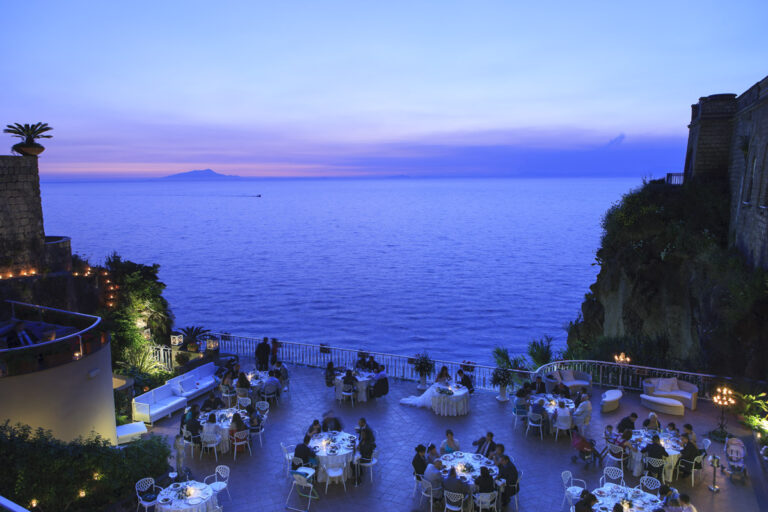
(166, 362, 218, 400)
(543, 368, 592, 393)
(132, 384, 188, 424)
(642, 377, 698, 411)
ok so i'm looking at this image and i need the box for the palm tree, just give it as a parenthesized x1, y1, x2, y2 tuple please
(4, 122, 53, 155)
(180, 326, 211, 347)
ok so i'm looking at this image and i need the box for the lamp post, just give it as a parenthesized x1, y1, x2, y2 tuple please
(614, 352, 630, 390)
(708, 455, 721, 493)
(711, 386, 736, 441)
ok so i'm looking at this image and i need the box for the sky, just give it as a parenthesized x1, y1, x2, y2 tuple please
(1, 1, 766, 179)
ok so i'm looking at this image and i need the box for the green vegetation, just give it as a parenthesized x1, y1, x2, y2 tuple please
(412, 352, 435, 377)
(179, 325, 211, 351)
(0, 422, 169, 511)
(527, 336, 554, 369)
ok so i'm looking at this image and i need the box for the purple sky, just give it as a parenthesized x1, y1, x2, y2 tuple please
(2, 1, 766, 179)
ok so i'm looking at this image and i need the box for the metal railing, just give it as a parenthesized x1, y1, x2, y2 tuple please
(151, 344, 174, 372)
(213, 333, 726, 399)
(666, 173, 684, 185)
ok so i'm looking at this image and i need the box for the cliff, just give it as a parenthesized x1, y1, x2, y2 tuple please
(567, 179, 768, 380)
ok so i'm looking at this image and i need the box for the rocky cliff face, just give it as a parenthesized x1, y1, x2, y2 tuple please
(567, 179, 768, 380)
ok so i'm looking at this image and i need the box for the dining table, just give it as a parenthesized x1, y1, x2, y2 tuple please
(439, 451, 500, 488)
(198, 407, 249, 454)
(308, 430, 357, 482)
(247, 369, 269, 392)
(156, 480, 217, 512)
(431, 383, 470, 416)
(591, 482, 663, 511)
(528, 393, 575, 433)
(628, 430, 682, 481)
(334, 370, 376, 403)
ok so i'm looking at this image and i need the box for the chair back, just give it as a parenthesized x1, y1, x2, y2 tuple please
(342, 383, 355, 393)
(135, 477, 154, 493)
(475, 491, 496, 507)
(645, 457, 665, 470)
(291, 471, 312, 489)
(235, 387, 249, 397)
(234, 430, 249, 442)
(561, 470, 572, 488)
(201, 433, 218, 445)
(215, 465, 230, 482)
(607, 443, 625, 458)
(444, 490, 465, 507)
(237, 397, 251, 408)
(292, 456, 305, 468)
(603, 466, 624, 482)
(701, 438, 711, 452)
(555, 413, 572, 430)
(527, 412, 542, 425)
(639, 475, 661, 494)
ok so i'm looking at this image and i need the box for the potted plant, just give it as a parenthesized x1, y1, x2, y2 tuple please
(412, 352, 435, 390)
(4, 122, 53, 156)
(492, 367, 515, 402)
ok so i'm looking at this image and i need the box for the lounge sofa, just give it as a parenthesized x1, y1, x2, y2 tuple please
(166, 362, 218, 400)
(132, 384, 188, 424)
(543, 368, 592, 393)
(642, 377, 698, 411)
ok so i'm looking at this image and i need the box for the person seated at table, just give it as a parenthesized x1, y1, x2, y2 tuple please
(443, 466, 469, 499)
(456, 369, 474, 393)
(357, 417, 375, 442)
(307, 419, 322, 436)
(552, 381, 571, 398)
(435, 365, 451, 384)
(293, 434, 317, 469)
(184, 414, 202, 445)
(611, 504, 625, 512)
(497, 454, 519, 508)
(274, 361, 289, 391)
(353, 428, 376, 485)
(490, 443, 505, 466)
(666, 422, 680, 436)
(220, 373, 235, 395)
(573, 386, 589, 404)
(533, 375, 547, 394)
(573, 492, 597, 512)
(440, 429, 461, 454)
(676, 434, 701, 477)
(412, 444, 428, 477)
(513, 388, 529, 410)
(423, 459, 444, 499)
(679, 494, 697, 512)
(617, 412, 638, 434)
(202, 413, 218, 436)
(374, 364, 387, 380)
(236, 372, 251, 396)
(475, 465, 496, 493)
(553, 400, 572, 427)
(262, 370, 282, 398)
(682, 424, 697, 444)
(521, 381, 534, 397)
(245, 405, 263, 431)
(658, 485, 679, 505)
(180, 403, 200, 433)
(365, 355, 377, 371)
(472, 431, 496, 457)
(572, 393, 592, 431)
(342, 369, 358, 392)
(642, 435, 669, 477)
(321, 410, 343, 432)
(643, 412, 661, 431)
(355, 354, 368, 370)
(664, 498, 684, 512)
(229, 413, 248, 452)
(201, 392, 224, 412)
(426, 443, 440, 464)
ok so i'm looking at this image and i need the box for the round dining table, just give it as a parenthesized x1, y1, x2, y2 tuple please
(334, 371, 375, 403)
(199, 408, 249, 454)
(528, 393, 575, 433)
(308, 431, 357, 482)
(156, 480, 217, 512)
(431, 384, 470, 416)
(629, 430, 682, 481)
(591, 482, 663, 511)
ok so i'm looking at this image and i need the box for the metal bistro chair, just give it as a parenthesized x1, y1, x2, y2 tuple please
(222, 388, 237, 408)
(473, 490, 498, 512)
(412, 472, 424, 497)
(606, 443, 627, 470)
(674, 453, 705, 486)
(419, 479, 443, 512)
(250, 422, 266, 447)
(286, 470, 319, 512)
(644, 456, 666, 482)
(340, 384, 356, 407)
(638, 475, 661, 495)
(443, 490, 466, 512)
(600, 466, 625, 487)
(512, 469, 523, 511)
(231, 430, 252, 460)
(281, 443, 296, 477)
(324, 460, 348, 494)
(181, 426, 200, 457)
(135, 477, 161, 512)
(204, 465, 232, 501)
(261, 382, 280, 405)
(512, 404, 528, 430)
(200, 432, 222, 461)
(554, 413, 573, 441)
(525, 412, 544, 440)
(237, 396, 251, 409)
(356, 449, 378, 483)
(560, 470, 587, 508)
(255, 400, 270, 420)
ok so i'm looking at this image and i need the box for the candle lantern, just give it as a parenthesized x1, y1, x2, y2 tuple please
(170, 333, 183, 346)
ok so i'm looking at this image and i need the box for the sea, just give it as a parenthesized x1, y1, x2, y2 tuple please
(40, 177, 638, 365)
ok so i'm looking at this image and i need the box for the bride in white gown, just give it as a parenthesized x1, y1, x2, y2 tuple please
(400, 366, 452, 408)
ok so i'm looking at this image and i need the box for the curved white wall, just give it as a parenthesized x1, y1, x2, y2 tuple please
(0, 343, 117, 445)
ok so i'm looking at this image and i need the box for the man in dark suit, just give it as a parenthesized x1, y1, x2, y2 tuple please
(642, 434, 669, 478)
(6, 321, 38, 348)
(357, 417, 375, 442)
(255, 337, 270, 371)
(293, 434, 316, 469)
(472, 432, 497, 457)
(498, 455, 519, 507)
(442, 467, 469, 502)
(533, 375, 547, 394)
(617, 412, 638, 434)
(457, 369, 474, 393)
(676, 433, 701, 477)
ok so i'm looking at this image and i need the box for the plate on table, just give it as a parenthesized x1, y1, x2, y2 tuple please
(186, 497, 203, 505)
(158, 497, 172, 504)
(473, 454, 483, 461)
(442, 454, 454, 461)
(453, 451, 464, 456)
(459, 475, 468, 482)
(170, 482, 181, 489)
(482, 460, 493, 466)
(595, 490, 606, 497)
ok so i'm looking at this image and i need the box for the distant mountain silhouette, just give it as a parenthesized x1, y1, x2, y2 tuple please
(161, 169, 242, 180)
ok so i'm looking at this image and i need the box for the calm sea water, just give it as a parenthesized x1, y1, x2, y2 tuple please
(40, 177, 637, 364)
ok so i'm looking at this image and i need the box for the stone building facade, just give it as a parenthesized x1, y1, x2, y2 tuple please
(0, 156, 45, 273)
(683, 74, 768, 268)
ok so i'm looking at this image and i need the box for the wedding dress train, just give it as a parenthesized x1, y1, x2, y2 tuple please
(400, 380, 452, 408)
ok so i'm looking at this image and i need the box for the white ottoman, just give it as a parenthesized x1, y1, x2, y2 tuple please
(601, 389, 623, 413)
(640, 394, 685, 416)
(116, 421, 147, 444)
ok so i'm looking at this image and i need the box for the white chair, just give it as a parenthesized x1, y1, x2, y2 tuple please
(286, 470, 318, 512)
(205, 465, 231, 501)
(606, 443, 627, 470)
(231, 430, 252, 460)
(511, 405, 528, 430)
(340, 384, 356, 407)
(255, 400, 270, 417)
(525, 412, 543, 440)
(644, 456, 666, 482)
(600, 466, 625, 487)
(237, 396, 251, 409)
(638, 475, 661, 495)
(413, 472, 423, 497)
(443, 490, 465, 511)
(419, 479, 443, 512)
(701, 438, 712, 453)
(675, 454, 705, 485)
(181, 427, 200, 457)
(323, 460, 347, 494)
(356, 450, 378, 483)
(560, 471, 586, 507)
(261, 383, 280, 404)
(281, 443, 296, 476)
(222, 389, 237, 408)
(250, 423, 265, 447)
(512, 469, 523, 511)
(200, 432, 221, 461)
(135, 477, 160, 512)
(554, 413, 573, 441)
(235, 386, 250, 398)
(473, 491, 498, 512)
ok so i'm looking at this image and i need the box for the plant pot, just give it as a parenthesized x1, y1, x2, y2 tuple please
(12, 142, 44, 156)
(496, 385, 509, 402)
(417, 374, 428, 390)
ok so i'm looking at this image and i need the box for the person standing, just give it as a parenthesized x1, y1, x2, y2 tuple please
(255, 337, 270, 371)
(270, 338, 281, 365)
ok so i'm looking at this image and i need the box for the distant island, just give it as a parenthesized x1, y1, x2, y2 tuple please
(160, 169, 242, 180)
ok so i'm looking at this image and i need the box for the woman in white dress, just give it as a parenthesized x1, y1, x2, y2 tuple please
(400, 365, 452, 408)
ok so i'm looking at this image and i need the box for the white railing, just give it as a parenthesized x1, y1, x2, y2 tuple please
(151, 345, 173, 372)
(213, 333, 728, 399)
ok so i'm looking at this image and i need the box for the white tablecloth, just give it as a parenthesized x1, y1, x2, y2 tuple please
(308, 431, 357, 482)
(199, 408, 248, 454)
(156, 481, 217, 512)
(439, 451, 499, 489)
(247, 370, 269, 392)
(334, 372, 374, 403)
(431, 386, 470, 416)
(629, 431, 681, 481)
(591, 483, 663, 511)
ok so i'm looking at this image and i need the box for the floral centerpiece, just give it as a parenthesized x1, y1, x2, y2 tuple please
(491, 367, 515, 403)
(436, 387, 454, 395)
(460, 360, 476, 373)
(412, 352, 435, 390)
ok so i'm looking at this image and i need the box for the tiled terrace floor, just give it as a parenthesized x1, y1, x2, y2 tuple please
(152, 363, 766, 512)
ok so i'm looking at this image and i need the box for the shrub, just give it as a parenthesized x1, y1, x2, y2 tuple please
(491, 367, 515, 388)
(175, 352, 192, 366)
(0, 422, 170, 511)
(412, 353, 435, 377)
(527, 336, 554, 369)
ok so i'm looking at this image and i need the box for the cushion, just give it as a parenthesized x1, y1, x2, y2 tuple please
(181, 379, 198, 393)
(661, 390, 692, 401)
(567, 379, 590, 389)
(655, 378, 677, 392)
(560, 369, 575, 382)
(548, 371, 562, 382)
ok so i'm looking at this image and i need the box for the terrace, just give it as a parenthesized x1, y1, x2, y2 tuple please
(139, 338, 767, 512)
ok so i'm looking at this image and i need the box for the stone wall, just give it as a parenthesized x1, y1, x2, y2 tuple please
(683, 93, 737, 182)
(0, 156, 45, 273)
